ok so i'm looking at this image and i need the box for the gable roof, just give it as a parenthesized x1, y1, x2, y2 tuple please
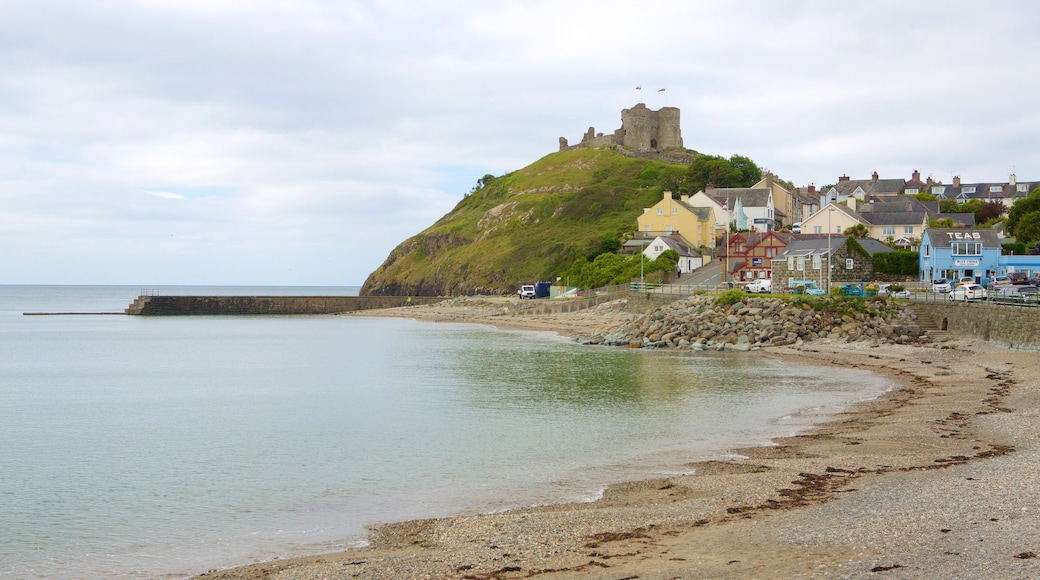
(776, 235, 893, 258)
(923, 228, 1002, 248)
(707, 187, 771, 208)
(858, 211, 927, 226)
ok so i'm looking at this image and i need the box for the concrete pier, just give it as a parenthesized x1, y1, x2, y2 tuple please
(125, 295, 443, 315)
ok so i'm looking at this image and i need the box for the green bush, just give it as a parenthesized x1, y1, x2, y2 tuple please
(715, 289, 747, 305)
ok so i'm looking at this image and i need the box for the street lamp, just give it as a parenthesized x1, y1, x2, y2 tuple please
(827, 207, 835, 293)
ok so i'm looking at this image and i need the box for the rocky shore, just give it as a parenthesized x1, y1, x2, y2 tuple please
(576, 294, 928, 350)
(196, 294, 1040, 580)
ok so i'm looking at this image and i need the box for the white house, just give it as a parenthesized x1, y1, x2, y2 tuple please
(643, 236, 703, 273)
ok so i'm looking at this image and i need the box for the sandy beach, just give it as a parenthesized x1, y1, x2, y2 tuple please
(197, 297, 1040, 579)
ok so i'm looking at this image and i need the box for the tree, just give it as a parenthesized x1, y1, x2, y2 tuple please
(978, 200, 1006, 223)
(1008, 188, 1040, 235)
(845, 223, 869, 238)
(728, 155, 762, 186)
(1013, 211, 1040, 246)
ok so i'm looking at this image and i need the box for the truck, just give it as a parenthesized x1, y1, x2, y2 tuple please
(787, 279, 826, 296)
(517, 284, 536, 299)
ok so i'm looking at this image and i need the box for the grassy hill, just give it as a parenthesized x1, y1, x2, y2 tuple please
(360, 148, 693, 296)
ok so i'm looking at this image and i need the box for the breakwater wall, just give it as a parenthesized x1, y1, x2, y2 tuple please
(126, 295, 444, 315)
(914, 301, 1040, 350)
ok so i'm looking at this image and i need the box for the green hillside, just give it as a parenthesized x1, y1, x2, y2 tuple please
(360, 148, 694, 296)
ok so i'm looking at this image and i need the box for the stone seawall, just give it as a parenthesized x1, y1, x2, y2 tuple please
(915, 301, 1040, 350)
(126, 295, 443, 315)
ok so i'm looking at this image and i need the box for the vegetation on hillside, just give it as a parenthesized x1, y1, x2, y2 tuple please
(361, 146, 785, 296)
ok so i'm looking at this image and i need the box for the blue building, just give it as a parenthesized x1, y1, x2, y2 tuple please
(919, 228, 1001, 284)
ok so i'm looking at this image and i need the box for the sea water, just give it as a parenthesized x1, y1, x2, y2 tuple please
(0, 286, 891, 579)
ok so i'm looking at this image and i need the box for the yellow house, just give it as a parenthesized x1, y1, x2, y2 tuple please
(636, 190, 716, 249)
(799, 202, 864, 235)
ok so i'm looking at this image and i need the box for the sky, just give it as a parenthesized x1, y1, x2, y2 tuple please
(2, 1, 1039, 286)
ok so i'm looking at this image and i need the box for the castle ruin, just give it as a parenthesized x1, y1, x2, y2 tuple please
(559, 103, 683, 154)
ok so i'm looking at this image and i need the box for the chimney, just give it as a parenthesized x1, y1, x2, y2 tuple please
(664, 190, 672, 201)
(953, 176, 961, 187)
(912, 169, 920, 182)
(1011, 173, 1018, 186)
(765, 172, 774, 189)
(838, 175, 850, 183)
(706, 182, 714, 193)
(680, 194, 689, 202)
(871, 171, 879, 183)
(808, 184, 816, 194)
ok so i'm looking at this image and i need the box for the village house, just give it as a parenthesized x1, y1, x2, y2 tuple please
(918, 227, 1003, 284)
(772, 235, 896, 293)
(720, 231, 792, 283)
(926, 174, 1040, 208)
(640, 236, 703, 273)
(819, 172, 906, 206)
(636, 190, 716, 249)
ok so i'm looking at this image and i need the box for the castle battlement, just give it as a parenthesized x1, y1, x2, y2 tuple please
(560, 103, 683, 154)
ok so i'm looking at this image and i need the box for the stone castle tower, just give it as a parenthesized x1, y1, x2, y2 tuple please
(559, 103, 683, 153)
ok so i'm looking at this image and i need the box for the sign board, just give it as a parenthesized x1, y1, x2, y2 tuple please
(954, 259, 980, 267)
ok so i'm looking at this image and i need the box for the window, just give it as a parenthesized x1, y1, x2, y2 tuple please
(904, 226, 914, 234)
(766, 247, 777, 258)
(883, 226, 896, 236)
(812, 254, 821, 270)
(846, 258, 854, 270)
(788, 256, 795, 270)
(951, 242, 982, 256)
(836, 225, 842, 234)
(932, 186, 946, 195)
(905, 188, 918, 194)
(644, 225, 650, 232)
(797, 256, 805, 271)
(814, 226, 822, 234)
(657, 208, 663, 215)
(671, 207, 678, 214)
(654, 244, 663, 252)
(990, 185, 1002, 193)
(1019, 184, 1029, 192)
(924, 245, 930, 258)
(962, 186, 976, 194)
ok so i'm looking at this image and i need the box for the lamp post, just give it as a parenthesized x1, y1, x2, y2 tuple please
(827, 207, 835, 293)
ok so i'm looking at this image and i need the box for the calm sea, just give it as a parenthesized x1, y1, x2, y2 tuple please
(0, 286, 891, 579)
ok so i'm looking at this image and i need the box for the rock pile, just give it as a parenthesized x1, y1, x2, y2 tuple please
(576, 295, 927, 351)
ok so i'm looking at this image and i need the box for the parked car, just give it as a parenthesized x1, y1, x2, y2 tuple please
(986, 276, 1011, 290)
(788, 280, 826, 296)
(745, 279, 772, 293)
(955, 276, 975, 287)
(992, 284, 1040, 305)
(878, 284, 911, 299)
(840, 283, 863, 296)
(947, 284, 988, 301)
(931, 279, 952, 293)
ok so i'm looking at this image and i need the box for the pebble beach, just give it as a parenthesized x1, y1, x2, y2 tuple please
(197, 296, 1040, 579)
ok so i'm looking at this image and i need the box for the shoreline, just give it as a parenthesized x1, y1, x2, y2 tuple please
(197, 298, 1040, 579)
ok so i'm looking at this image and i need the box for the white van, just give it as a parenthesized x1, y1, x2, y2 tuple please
(745, 279, 772, 293)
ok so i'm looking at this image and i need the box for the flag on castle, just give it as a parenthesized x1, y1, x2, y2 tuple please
(658, 87, 666, 92)
(635, 85, 641, 90)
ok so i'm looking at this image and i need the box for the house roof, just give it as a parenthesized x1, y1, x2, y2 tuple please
(929, 181, 1040, 201)
(858, 211, 927, 226)
(923, 228, 1002, 248)
(707, 187, 771, 208)
(677, 204, 713, 221)
(657, 236, 700, 256)
(827, 175, 905, 197)
(775, 236, 893, 258)
(858, 195, 930, 213)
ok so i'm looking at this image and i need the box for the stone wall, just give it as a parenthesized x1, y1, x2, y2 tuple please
(126, 295, 443, 315)
(914, 301, 1040, 350)
(560, 103, 682, 153)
